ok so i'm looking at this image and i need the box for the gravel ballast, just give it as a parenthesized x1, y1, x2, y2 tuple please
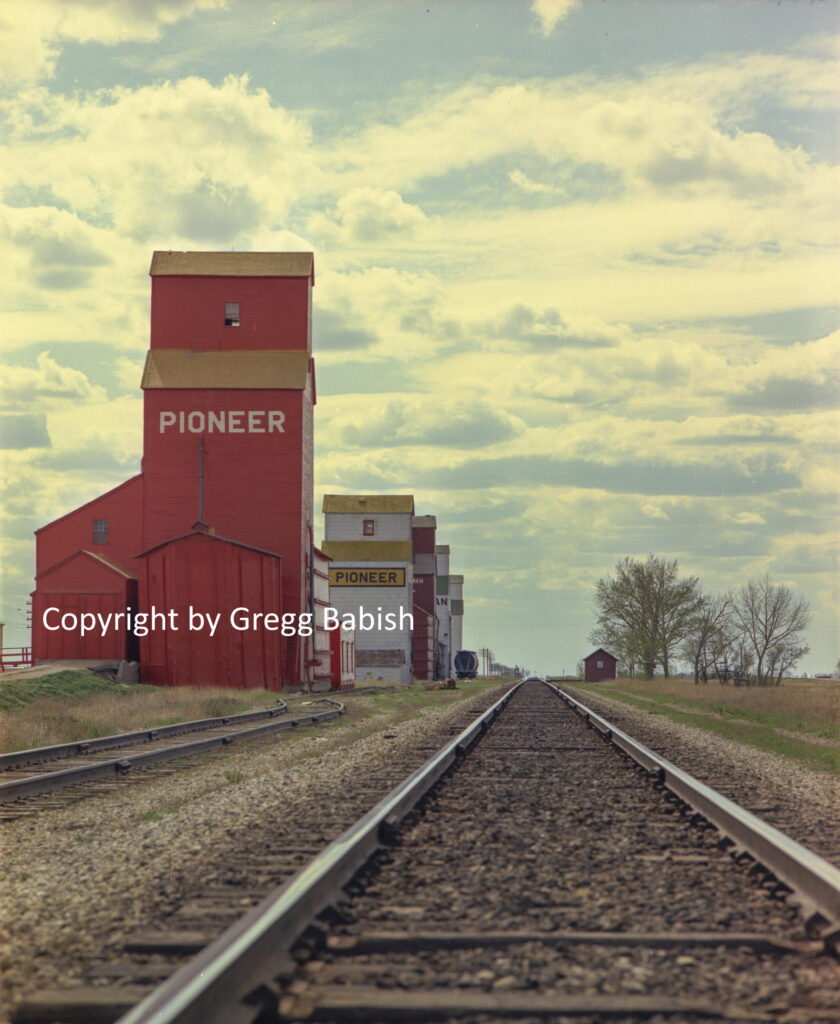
(563, 685, 840, 866)
(0, 688, 504, 1022)
(1, 681, 837, 1023)
(280, 683, 840, 1023)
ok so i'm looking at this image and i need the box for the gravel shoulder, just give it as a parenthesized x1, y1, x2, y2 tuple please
(563, 685, 840, 864)
(0, 687, 504, 1022)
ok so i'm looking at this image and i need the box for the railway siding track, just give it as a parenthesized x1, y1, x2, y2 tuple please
(0, 703, 290, 773)
(13, 681, 840, 1024)
(0, 699, 344, 818)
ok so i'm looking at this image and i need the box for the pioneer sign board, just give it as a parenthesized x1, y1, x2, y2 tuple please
(329, 567, 406, 587)
(159, 410, 286, 433)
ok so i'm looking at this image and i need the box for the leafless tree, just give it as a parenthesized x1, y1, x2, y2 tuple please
(590, 555, 702, 679)
(732, 576, 810, 686)
(681, 592, 733, 684)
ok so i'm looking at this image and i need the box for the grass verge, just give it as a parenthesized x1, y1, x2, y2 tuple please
(0, 670, 281, 753)
(0, 671, 510, 754)
(571, 677, 840, 776)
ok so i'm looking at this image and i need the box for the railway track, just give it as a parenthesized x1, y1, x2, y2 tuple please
(0, 699, 344, 820)
(13, 680, 840, 1023)
(562, 684, 840, 869)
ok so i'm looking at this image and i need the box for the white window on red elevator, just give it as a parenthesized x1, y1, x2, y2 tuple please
(93, 519, 109, 544)
(225, 302, 240, 327)
(597, 660, 603, 668)
(363, 519, 375, 536)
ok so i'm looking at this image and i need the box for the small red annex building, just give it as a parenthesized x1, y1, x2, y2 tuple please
(32, 551, 138, 662)
(583, 648, 618, 682)
(32, 251, 324, 689)
(137, 529, 285, 689)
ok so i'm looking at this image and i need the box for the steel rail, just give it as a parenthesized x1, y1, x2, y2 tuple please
(550, 683, 840, 944)
(0, 700, 343, 804)
(0, 702, 289, 772)
(116, 682, 523, 1024)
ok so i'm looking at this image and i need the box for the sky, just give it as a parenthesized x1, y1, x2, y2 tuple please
(1, 0, 838, 675)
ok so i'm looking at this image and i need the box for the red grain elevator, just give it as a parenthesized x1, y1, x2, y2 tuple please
(32, 251, 317, 689)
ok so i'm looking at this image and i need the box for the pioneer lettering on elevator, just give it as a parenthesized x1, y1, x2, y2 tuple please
(158, 410, 286, 433)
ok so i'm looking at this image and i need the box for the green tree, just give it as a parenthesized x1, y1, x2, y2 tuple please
(590, 555, 702, 679)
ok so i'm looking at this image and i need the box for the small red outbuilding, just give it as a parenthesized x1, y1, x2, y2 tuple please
(32, 551, 138, 662)
(137, 528, 285, 690)
(583, 648, 618, 682)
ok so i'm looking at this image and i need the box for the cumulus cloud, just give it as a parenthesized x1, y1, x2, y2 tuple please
(509, 169, 563, 195)
(414, 453, 800, 497)
(735, 374, 840, 412)
(325, 60, 832, 206)
(531, 0, 580, 38)
(1, 7, 837, 668)
(0, 415, 51, 450)
(311, 188, 427, 243)
(313, 265, 455, 360)
(486, 304, 629, 349)
(113, 356, 147, 393)
(2, 76, 314, 245)
(341, 399, 524, 449)
(730, 510, 766, 525)
(0, 0, 225, 84)
(0, 352, 107, 409)
(315, 309, 378, 352)
(726, 329, 840, 412)
(680, 431, 797, 447)
(2, 205, 110, 291)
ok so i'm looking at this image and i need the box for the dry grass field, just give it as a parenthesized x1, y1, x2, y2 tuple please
(572, 676, 840, 774)
(0, 670, 506, 754)
(0, 670, 284, 752)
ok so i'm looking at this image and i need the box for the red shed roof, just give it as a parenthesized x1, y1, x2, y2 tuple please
(136, 530, 284, 560)
(36, 549, 136, 581)
(584, 648, 618, 662)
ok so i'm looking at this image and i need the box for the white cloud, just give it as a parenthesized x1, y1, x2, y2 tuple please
(322, 56, 834, 200)
(2, 76, 314, 245)
(0, 0, 226, 84)
(2, 204, 110, 291)
(337, 397, 525, 450)
(114, 356, 147, 393)
(508, 169, 563, 195)
(310, 187, 427, 244)
(0, 75, 318, 353)
(47, 394, 142, 464)
(531, 0, 580, 38)
(0, 352, 107, 409)
(485, 304, 631, 350)
(730, 511, 766, 525)
(1, 9, 837, 669)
